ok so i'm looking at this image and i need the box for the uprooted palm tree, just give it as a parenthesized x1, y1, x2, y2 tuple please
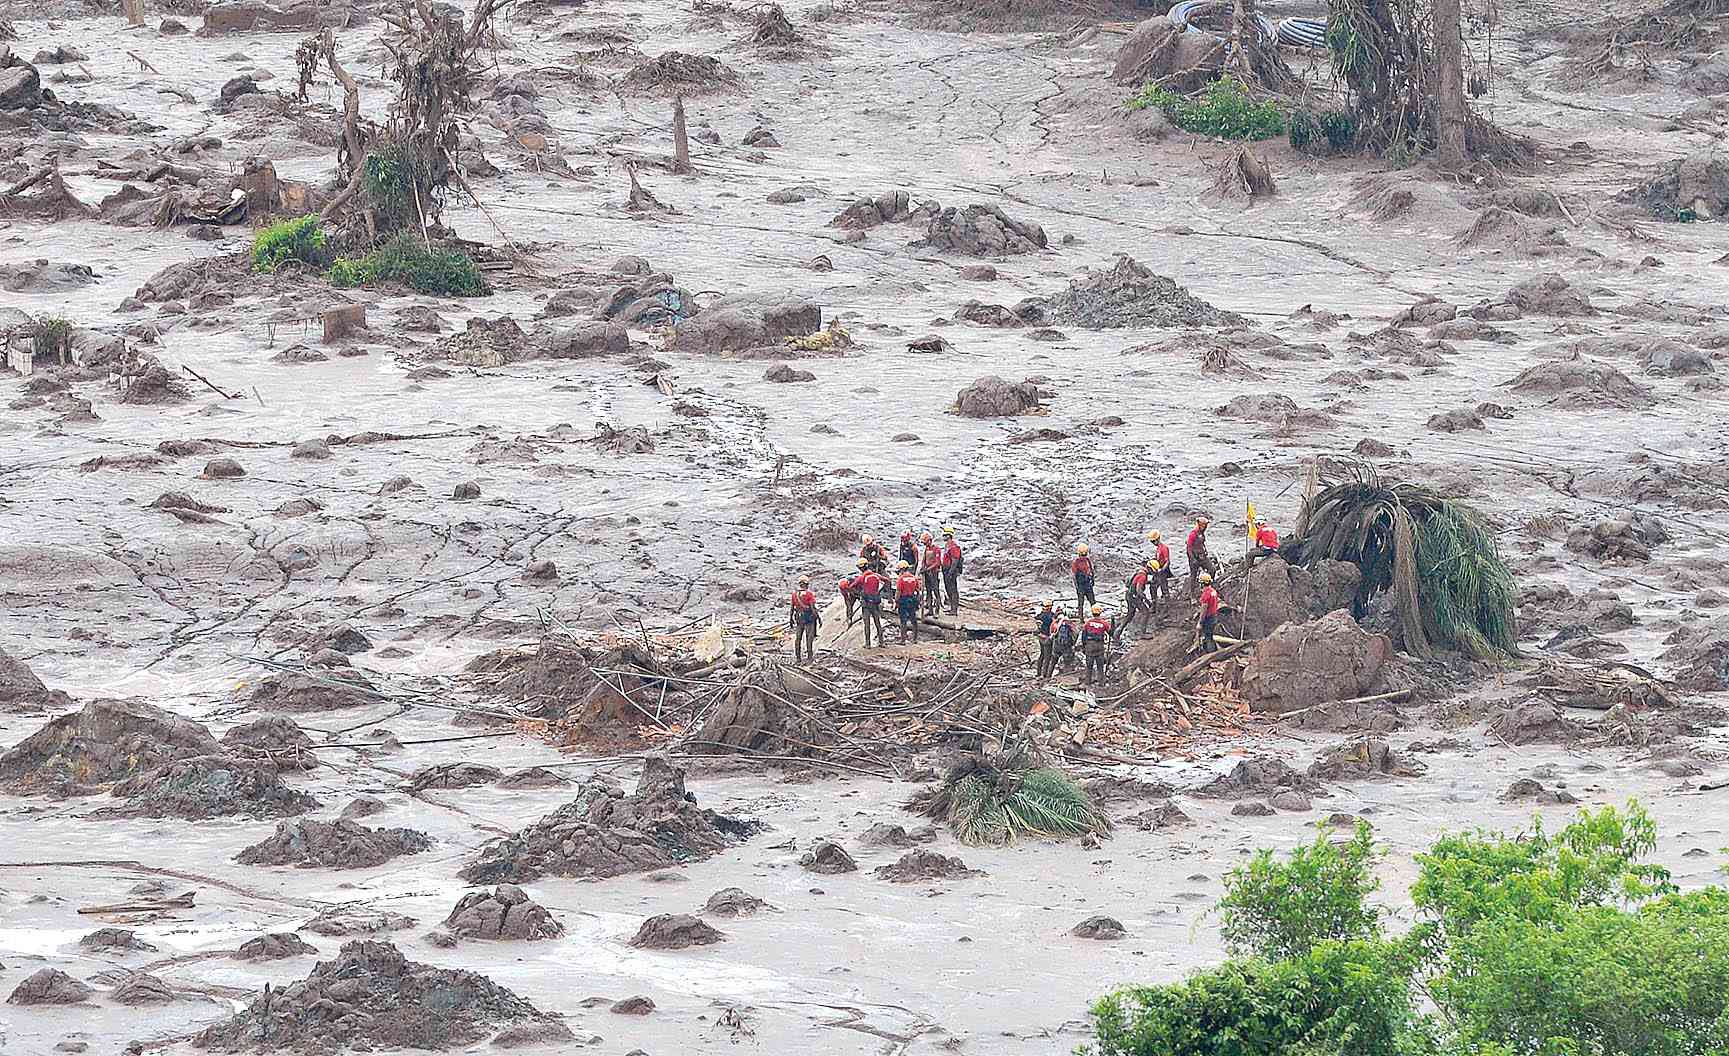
(1283, 460, 1518, 661)
(908, 745, 1109, 846)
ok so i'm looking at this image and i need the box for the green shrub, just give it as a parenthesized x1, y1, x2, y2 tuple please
(1090, 939, 1416, 1056)
(1219, 821, 1383, 960)
(251, 214, 328, 273)
(329, 235, 489, 297)
(1127, 77, 1284, 141)
(1289, 108, 1359, 154)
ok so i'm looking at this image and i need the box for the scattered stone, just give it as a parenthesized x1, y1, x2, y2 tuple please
(408, 762, 504, 791)
(235, 818, 433, 869)
(702, 887, 775, 917)
(1070, 915, 1126, 940)
(0, 699, 222, 794)
(628, 914, 723, 949)
(194, 941, 552, 1051)
(110, 973, 177, 1005)
(611, 996, 656, 1015)
(1307, 738, 1425, 782)
(764, 363, 816, 383)
(233, 933, 318, 961)
(874, 850, 983, 882)
(954, 375, 1044, 417)
(800, 840, 858, 874)
(460, 758, 759, 883)
(1045, 256, 1242, 329)
(8, 969, 93, 1005)
(444, 886, 564, 941)
(78, 928, 158, 953)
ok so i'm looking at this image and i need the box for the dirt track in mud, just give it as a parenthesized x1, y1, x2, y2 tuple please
(2, 0, 1729, 1051)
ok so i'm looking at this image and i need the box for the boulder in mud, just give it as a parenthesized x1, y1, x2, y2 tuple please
(1241, 610, 1394, 715)
(1306, 737, 1425, 782)
(628, 914, 723, 950)
(0, 645, 72, 713)
(0, 699, 222, 794)
(1071, 915, 1126, 940)
(8, 968, 93, 1005)
(874, 850, 983, 882)
(443, 886, 564, 941)
(459, 758, 759, 884)
(916, 203, 1047, 256)
(235, 818, 433, 869)
(233, 933, 318, 961)
(193, 940, 552, 1051)
(672, 292, 820, 354)
(800, 840, 859, 874)
(703, 887, 776, 917)
(104, 755, 320, 819)
(954, 375, 1043, 417)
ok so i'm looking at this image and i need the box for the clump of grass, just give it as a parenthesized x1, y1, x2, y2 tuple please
(1128, 77, 1284, 141)
(251, 214, 328, 273)
(908, 750, 1109, 846)
(329, 235, 489, 297)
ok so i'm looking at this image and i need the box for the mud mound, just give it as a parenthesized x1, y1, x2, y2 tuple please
(703, 887, 776, 917)
(1307, 737, 1425, 781)
(618, 51, 740, 96)
(459, 758, 758, 884)
(629, 913, 723, 949)
(1193, 757, 1322, 799)
(1045, 257, 1238, 330)
(874, 850, 983, 882)
(1630, 150, 1729, 221)
(0, 645, 72, 712)
(8, 968, 93, 1005)
(672, 292, 820, 355)
(248, 668, 379, 712)
(1450, 207, 1571, 257)
(0, 699, 222, 794)
(1072, 915, 1126, 940)
(800, 840, 858, 874)
(221, 716, 317, 770)
(194, 940, 550, 1052)
(1502, 354, 1655, 409)
(1488, 699, 1582, 745)
(954, 375, 1044, 417)
(236, 818, 433, 869)
(234, 933, 318, 961)
(442, 885, 563, 941)
(915, 203, 1047, 257)
(408, 762, 504, 791)
(80, 927, 158, 952)
(691, 668, 831, 756)
(104, 755, 320, 819)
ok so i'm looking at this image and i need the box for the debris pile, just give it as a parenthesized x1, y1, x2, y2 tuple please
(459, 758, 759, 883)
(441, 885, 564, 941)
(104, 755, 321, 819)
(193, 940, 552, 1052)
(235, 818, 433, 869)
(0, 699, 222, 794)
(1045, 257, 1242, 329)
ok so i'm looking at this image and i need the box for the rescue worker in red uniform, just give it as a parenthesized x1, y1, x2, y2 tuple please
(1246, 518, 1281, 569)
(1081, 605, 1113, 686)
(919, 531, 943, 616)
(898, 531, 918, 571)
(1035, 600, 1057, 678)
(788, 575, 820, 662)
(940, 526, 963, 615)
(860, 534, 888, 575)
(1071, 543, 1096, 619)
(839, 559, 866, 626)
(895, 561, 922, 644)
(1147, 530, 1173, 607)
(1121, 559, 1158, 638)
(1186, 517, 1220, 599)
(857, 563, 886, 647)
(1197, 572, 1221, 652)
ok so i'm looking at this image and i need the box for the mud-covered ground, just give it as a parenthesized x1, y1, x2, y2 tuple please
(2, 0, 1728, 1051)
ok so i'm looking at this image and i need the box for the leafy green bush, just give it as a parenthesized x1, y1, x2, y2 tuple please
(1090, 939, 1416, 1056)
(1289, 108, 1359, 154)
(329, 235, 489, 297)
(1127, 77, 1284, 141)
(1219, 821, 1382, 960)
(251, 214, 328, 273)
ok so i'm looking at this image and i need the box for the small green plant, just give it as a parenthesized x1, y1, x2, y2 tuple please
(1219, 821, 1383, 960)
(1289, 108, 1359, 155)
(251, 214, 328, 273)
(1128, 77, 1284, 141)
(328, 235, 489, 297)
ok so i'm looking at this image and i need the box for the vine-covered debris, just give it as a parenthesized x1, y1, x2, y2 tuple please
(192, 940, 552, 1052)
(458, 757, 760, 883)
(1044, 257, 1243, 329)
(235, 818, 433, 869)
(0, 699, 222, 794)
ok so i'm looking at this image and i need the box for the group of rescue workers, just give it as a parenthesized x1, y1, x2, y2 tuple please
(786, 514, 1284, 685)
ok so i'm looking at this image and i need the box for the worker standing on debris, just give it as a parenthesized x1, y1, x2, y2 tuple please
(860, 534, 888, 574)
(1148, 530, 1173, 607)
(1186, 517, 1220, 599)
(898, 531, 918, 571)
(1054, 611, 1078, 673)
(1197, 572, 1221, 652)
(1081, 605, 1112, 686)
(788, 575, 821, 662)
(919, 531, 942, 616)
(895, 561, 922, 644)
(1246, 517, 1281, 569)
(858, 562, 886, 648)
(839, 560, 866, 627)
(1121, 560, 1157, 638)
(1035, 600, 1057, 679)
(1072, 543, 1096, 618)
(941, 526, 963, 615)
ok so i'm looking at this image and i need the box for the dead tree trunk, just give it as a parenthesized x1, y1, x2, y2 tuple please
(672, 95, 690, 175)
(1433, 0, 1468, 170)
